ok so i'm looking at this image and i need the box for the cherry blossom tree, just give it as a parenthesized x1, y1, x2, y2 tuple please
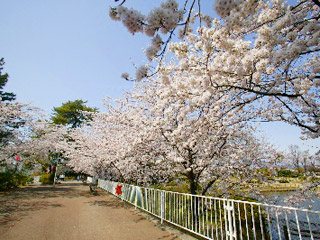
(59, 0, 319, 198)
(0, 102, 44, 166)
(0, 59, 48, 169)
(21, 121, 68, 159)
(62, 98, 151, 180)
(64, 78, 276, 197)
(109, 0, 320, 138)
(134, 77, 277, 195)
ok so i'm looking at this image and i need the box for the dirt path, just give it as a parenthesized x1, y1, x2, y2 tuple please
(0, 182, 188, 240)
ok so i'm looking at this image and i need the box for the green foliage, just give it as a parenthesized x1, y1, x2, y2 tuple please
(257, 168, 273, 177)
(39, 173, 55, 184)
(249, 178, 262, 184)
(0, 58, 15, 102)
(156, 182, 190, 193)
(310, 176, 320, 183)
(296, 167, 305, 174)
(0, 58, 17, 147)
(64, 169, 78, 177)
(0, 168, 33, 191)
(298, 175, 307, 181)
(152, 177, 194, 193)
(51, 99, 97, 128)
(277, 169, 300, 178)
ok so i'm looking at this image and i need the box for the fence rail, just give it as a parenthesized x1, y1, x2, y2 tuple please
(98, 179, 320, 240)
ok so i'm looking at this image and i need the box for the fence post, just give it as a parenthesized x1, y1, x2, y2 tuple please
(135, 186, 138, 209)
(160, 191, 164, 224)
(225, 200, 236, 240)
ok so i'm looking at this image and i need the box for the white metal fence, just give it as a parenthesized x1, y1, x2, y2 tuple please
(98, 179, 320, 240)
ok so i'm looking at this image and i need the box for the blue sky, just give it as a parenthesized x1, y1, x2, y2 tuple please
(0, 0, 318, 153)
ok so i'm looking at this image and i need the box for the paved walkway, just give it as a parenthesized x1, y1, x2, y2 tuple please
(0, 182, 190, 240)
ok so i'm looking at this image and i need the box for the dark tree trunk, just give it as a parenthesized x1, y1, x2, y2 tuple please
(190, 179, 198, 195)
(187, 171, 199, 230)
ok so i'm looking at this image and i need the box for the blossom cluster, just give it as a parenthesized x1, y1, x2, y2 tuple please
(110, 0, 182, 37)
(115, 0, 320, 138)
(110, 0, 320, 132)
(215, 0, 243, 17)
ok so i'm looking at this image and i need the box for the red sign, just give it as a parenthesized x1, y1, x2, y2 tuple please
(115, 184, 122, 196)
(15, 155, 21, 161)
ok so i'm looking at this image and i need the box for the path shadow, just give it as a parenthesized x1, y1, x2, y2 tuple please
(0, 182, 97, 228)
(0, 200, 63, 226)
(89, 199, 149, 224)
(157, 234, 179, 240)
(89, 199, 130, 209)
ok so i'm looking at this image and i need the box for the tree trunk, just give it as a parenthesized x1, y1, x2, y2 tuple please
(187, 173, 199, 231)
(190, 179, 197, 195)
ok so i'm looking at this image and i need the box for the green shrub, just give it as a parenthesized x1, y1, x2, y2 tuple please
(277, 169, 300, 178)
(64, 170, 78, 178)
(0, 169, 33, 191)
(39, 173, 55, 184)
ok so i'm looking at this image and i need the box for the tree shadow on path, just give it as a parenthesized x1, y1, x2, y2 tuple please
(89, 198, 130, 209)
(0, 182, 93, 228)
(0, 201, 63, 226)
